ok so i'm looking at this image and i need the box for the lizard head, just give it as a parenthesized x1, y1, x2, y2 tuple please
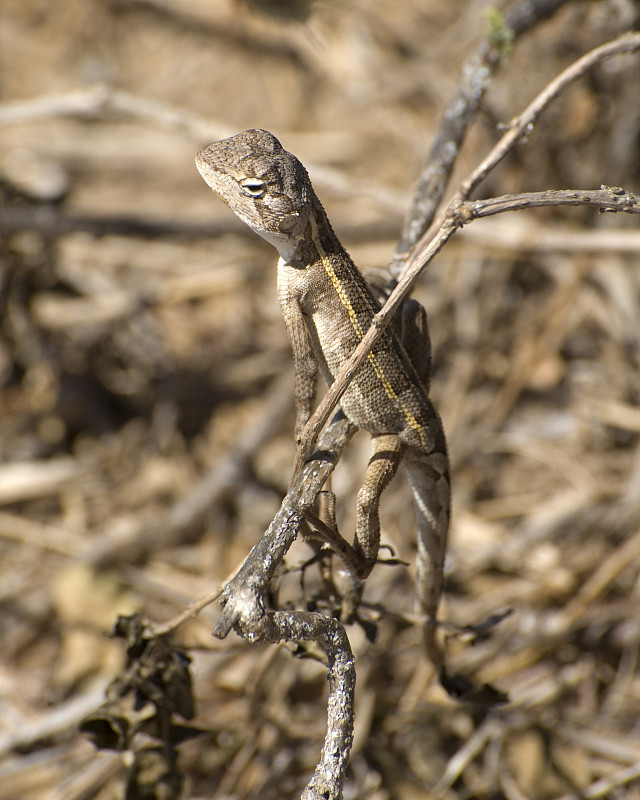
(195, 129, 313, 261)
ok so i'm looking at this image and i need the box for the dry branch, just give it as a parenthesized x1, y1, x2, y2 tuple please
(393, 0, 573, 266)
(212, 415, 357, 800)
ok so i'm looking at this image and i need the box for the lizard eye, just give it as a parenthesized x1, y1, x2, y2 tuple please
(240, 178, 267, 198)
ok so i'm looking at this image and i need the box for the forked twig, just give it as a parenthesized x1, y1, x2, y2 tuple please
(393, 0, 573, 263)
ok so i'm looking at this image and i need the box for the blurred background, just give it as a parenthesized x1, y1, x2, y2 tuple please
(1, 1, 640, 798)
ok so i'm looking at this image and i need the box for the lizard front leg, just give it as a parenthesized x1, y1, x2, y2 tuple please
(278, 289, 320, 479)
(394, 297, 431, 390)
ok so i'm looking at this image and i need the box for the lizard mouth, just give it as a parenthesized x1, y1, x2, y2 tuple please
(195, 153, 219, 190)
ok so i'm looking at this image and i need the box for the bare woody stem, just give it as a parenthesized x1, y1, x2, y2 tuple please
(296, 31, 640, 466)
(454, 188, 640, 221)
(393, 0, 573, 265)
(212, 415, 357, 800)
(457, 32, 640, 201)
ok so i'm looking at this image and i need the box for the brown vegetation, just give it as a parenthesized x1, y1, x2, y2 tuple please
(1, 1, 640, 798)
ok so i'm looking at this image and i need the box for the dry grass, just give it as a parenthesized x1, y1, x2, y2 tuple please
(1, 1, 640, 798)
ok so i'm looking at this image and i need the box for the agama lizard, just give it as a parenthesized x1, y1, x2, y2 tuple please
(196, 129, 450, 679)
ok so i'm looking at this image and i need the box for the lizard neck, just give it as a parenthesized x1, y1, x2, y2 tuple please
(283, 195, 346, 270)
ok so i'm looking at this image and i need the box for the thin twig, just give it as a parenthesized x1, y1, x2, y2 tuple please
(146, 585, 224, 638)
(0, 682, 109, 758)
(457, 187, 640, 219)
(393, 0, 573, 268)
(0, 84, 230, 140)
(0, 86, 404, 214)
(431, 717, 503, 799)
(458, 32, 640, 201)
(213, 416, 355, 640)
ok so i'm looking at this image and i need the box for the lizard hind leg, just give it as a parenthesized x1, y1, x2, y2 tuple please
(333, 433, 404, 624)
(302, 435, 403, 624)
(353, 434, 405, 575)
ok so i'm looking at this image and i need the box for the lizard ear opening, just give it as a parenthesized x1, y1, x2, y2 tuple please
(240, 178, 267, 198)
(278, 212, 300, 233)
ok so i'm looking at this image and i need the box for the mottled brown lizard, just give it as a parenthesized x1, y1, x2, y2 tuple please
(195, 129, 450, 679)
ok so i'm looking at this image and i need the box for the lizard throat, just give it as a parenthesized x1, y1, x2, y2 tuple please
(250, 226, 300, 263)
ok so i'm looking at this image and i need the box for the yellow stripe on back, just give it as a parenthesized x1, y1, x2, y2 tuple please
(311, 223, 425, 443)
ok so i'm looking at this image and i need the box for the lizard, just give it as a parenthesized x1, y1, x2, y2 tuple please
(195, 128, 450, 682)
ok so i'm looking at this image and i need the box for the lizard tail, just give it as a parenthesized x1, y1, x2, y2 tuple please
(402, 444, 450, 676)
(405, 448, 510, 705)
